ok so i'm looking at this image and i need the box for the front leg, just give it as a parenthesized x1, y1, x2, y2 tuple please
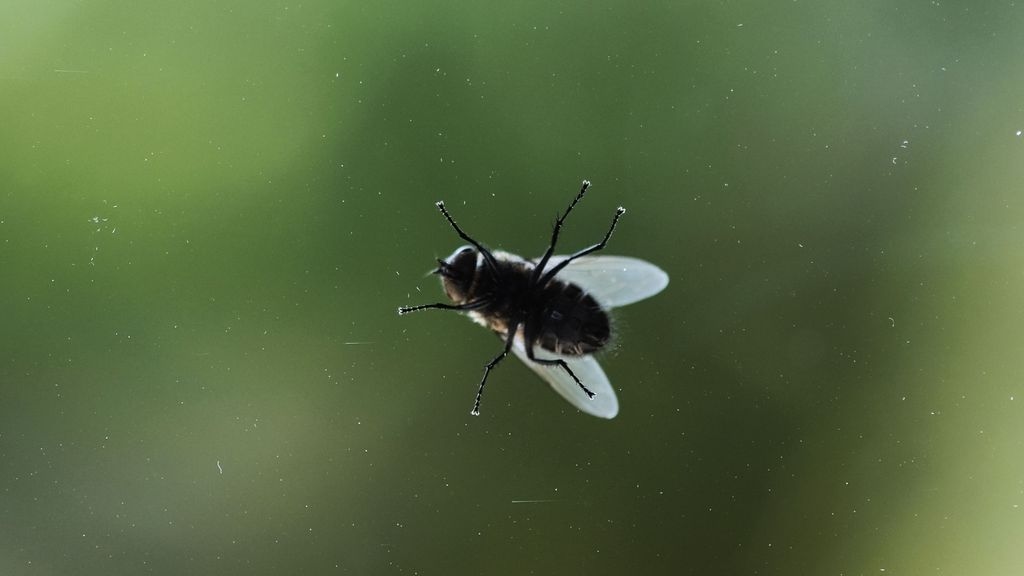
(397, 300, 486, 315)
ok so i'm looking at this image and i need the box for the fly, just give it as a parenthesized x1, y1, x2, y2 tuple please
(398, 180, 668, 418)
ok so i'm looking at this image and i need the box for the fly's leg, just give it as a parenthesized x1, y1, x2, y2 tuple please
(470, 321, 520, 415)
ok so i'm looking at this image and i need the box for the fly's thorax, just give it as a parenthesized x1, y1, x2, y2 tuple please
(440, 247, 537, 332)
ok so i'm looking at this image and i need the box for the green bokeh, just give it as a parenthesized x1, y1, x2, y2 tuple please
(3, 1, 1024, 574)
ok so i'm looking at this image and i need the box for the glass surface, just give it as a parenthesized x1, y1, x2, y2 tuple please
(2, 1, 1023, 574)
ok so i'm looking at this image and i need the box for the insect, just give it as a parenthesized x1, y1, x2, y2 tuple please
(397, 180, 668, 418)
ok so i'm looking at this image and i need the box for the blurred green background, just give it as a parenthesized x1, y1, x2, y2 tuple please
(3, 1, 1024, 574)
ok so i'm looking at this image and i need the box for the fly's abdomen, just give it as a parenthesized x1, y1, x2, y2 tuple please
(535, 281, 610, 356)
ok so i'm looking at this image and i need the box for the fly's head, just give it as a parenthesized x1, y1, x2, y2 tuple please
(436, 245, 479, 305)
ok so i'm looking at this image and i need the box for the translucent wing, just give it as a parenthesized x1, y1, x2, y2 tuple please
(543, 255, 669, 308)
(511, 338, 618, 419)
